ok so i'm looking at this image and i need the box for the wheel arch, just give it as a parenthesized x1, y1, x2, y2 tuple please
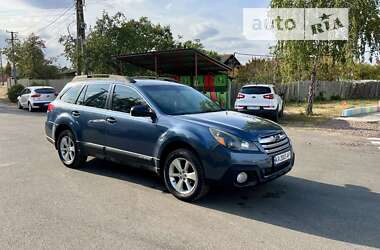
(158, 140, 202, 177)
(54, 123, 76, 149)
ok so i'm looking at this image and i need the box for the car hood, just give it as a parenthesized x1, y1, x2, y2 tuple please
(178, 111, 283, 140)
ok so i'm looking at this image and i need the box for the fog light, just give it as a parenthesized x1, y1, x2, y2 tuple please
(236, 172, 248, 184)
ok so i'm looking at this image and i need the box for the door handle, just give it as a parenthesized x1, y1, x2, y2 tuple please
(106, 117, 116, 124)
(72, 111, 80, 117)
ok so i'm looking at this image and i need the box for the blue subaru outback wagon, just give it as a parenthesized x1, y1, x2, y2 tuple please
(45, 75, 295, 201)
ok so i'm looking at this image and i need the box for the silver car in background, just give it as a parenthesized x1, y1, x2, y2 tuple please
(17, 86, 57, 112)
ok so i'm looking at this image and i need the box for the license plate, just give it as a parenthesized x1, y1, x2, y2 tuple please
(247, 106, 259, 110)
(274, 151, 291, 165)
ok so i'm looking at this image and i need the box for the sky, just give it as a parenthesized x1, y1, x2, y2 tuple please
(0, 0, 272, 67)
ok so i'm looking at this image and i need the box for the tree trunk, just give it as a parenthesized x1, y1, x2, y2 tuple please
(306, 63, 317, 116)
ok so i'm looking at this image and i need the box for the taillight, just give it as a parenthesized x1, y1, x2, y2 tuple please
(47, 103, 55, 112)
(236, 93, 245, 99)
(31, 94, 41, 98)
(263, 94, 274, 99)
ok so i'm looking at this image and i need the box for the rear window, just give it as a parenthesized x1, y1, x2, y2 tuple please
(35, 88, 55, 94)
(60, 85, 83, 104)
(241, 86, 271, 95)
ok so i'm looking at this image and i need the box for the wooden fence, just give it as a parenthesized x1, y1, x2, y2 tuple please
(230, 80, 380, 105)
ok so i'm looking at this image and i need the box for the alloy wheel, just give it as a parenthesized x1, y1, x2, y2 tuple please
(59, 135, 75, 165)
(168, 158, 198, 194)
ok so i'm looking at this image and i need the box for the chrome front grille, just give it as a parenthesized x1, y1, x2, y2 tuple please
(259, 132, 290, 155)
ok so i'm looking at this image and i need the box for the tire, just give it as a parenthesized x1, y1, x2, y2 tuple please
(163, 149, 209, 202)
(57, 130, 87, 169)
(28, 102, 34, 112)
(17, 101, 22, 109)
(271, 107, 279, 122)
(279, 104, 284, 118)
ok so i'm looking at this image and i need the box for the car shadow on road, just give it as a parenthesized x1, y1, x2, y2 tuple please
(78, 158, 380, 249)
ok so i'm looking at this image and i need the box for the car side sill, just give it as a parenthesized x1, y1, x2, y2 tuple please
(82, 142, 160, 161)
(46, 136, 55, 144)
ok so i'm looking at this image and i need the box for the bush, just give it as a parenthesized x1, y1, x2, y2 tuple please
(330, 95, 341, 101)
(7, 84, 25, 103)
(315, 92, 326, 102)
(30, 81, 48, 86)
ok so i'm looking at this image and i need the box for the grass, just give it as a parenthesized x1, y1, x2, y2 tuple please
(282, 99, 380, 126)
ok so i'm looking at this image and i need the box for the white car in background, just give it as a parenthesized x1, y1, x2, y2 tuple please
(17, 86, 57, 112)
(234, 84, 284, 121)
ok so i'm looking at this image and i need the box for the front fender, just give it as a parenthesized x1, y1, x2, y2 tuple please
(155, 127, 211, 161)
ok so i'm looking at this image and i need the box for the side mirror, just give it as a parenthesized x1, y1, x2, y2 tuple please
(131, 105, 156, 120)
(17, 96, 21, 100)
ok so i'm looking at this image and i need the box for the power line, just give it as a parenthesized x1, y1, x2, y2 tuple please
(34, 3, 75, 35)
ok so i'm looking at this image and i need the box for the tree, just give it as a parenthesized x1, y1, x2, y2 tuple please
(60, 12, 177, 75)
(176, 38, 221, 60)
(271, 0, 380, 115)
(236, 58, 280, 84)
(4, 34, 59, 79)
(5, 62, 11, 77)
(60, 12, 220, 75)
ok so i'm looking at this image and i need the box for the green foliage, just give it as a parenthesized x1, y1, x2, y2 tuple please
(7, 84, 24, 102)
(315, 92, 326, 102)
(60, 12, 220, 75)
(352, 64, 380, 80)
(5, 62, 11, 77)
(236, 58, 280, 84)
(271, 0, 380, 82)
(330, 95, 341, 101)
(4, 34, 60, 79)
(271, 0, 380, 115)
(176, 38, 221, 60)
(30, 81, 48, 86)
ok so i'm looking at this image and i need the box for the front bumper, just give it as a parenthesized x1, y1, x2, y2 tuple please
(219, 153, 294, 187)
(202, 144, 295, 187)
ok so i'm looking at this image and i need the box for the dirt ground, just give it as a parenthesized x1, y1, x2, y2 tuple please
(0, 86, 9, 103)
(281, 100, 380, 137)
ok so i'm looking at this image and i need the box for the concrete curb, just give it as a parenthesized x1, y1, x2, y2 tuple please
(341, 105, 380, 117)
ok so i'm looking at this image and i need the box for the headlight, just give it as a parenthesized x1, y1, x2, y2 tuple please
(209, 128, 259, 151)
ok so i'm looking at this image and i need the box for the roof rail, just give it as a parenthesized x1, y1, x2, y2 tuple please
(131, 75, 178, 82)
(72, 74, 135, 83)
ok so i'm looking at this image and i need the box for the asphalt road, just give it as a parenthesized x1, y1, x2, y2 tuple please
(0, 103, 379, 250)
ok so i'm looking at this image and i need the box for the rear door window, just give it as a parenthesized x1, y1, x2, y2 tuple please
(35, 88, 55, 94)
(82, 84, 110, 109)
(241, 86, 271, 95)
(60, 85, 83, 104)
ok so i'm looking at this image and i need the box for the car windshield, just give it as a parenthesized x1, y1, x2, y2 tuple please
(35, 88, 55, 94)
(241, 86, 271, 94)
(141, 84, 222, 115)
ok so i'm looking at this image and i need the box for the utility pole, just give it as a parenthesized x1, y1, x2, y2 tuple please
(0, 49, 3, 86)
(6, 31, 18, 85)
(76, 0, 87, 75)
